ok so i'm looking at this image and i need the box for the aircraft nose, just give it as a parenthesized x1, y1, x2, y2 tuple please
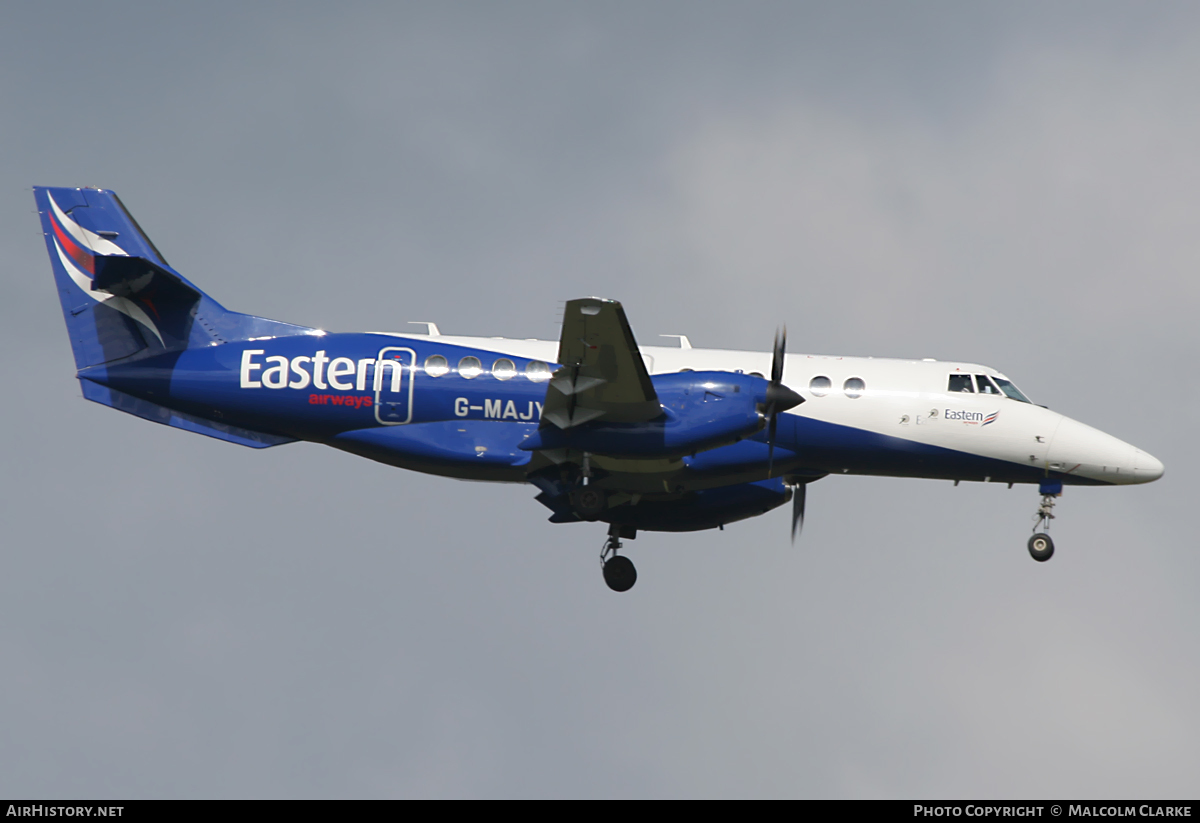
(1046, 417, 1156, 485)
(1134, 449, 1165, 483)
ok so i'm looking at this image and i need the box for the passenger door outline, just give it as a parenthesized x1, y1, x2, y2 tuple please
(374, 346, 416, 425)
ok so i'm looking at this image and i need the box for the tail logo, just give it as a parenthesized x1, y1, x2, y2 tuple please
(46, 193, 165, 345)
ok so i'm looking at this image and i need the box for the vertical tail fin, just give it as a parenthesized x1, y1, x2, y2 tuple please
(34, 185, 312, 370)
(35, 186, 305, 448)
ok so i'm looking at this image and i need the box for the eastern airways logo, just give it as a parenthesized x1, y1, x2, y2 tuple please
(946, 408, 1000, 426)
(240, 349, 403, 392)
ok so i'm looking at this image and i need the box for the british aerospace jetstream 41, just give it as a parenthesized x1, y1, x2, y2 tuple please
(36, 186, 1164, 591)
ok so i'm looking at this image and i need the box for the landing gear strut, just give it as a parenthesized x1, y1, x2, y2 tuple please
(600, 524, 637, 592)
(1028, 480, 1062, 562)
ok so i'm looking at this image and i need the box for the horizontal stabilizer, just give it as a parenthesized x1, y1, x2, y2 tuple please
(79, 380, 296, 449)
(91, 254, 199, 300)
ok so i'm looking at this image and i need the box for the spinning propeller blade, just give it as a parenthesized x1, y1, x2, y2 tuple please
(772, 326, 786, 384)
(764, 326, 802, 478)
(790, 482, 806, 543)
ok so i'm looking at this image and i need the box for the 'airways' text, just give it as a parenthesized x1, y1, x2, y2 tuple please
(310, 394, 373, 408)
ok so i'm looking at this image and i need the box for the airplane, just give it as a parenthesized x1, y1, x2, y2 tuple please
(35, 185, 1164, 592)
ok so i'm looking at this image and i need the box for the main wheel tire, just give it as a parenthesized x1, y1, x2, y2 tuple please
(1028, 533, 1055, 562)
(602, 555, 637, 592)
(571, 487, 607, 521)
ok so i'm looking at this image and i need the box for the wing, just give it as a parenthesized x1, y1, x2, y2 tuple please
(541, 297, 661, 429)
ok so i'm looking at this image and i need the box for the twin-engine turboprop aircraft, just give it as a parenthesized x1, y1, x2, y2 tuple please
(36, 186, 1164, 591)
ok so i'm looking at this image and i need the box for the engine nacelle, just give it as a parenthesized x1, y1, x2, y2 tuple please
(599, 477, 792, 532)
(519, 371, 771, 459)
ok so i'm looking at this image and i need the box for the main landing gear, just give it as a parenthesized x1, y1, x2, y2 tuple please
(570, 486, 606, 521)
(600, 524, 637, 592)
(1028, 480, 1063, 562)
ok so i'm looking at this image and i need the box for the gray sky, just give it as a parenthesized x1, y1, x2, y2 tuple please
(2, 2, 1197, 798)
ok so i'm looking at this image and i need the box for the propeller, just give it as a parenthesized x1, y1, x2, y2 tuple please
(790, 481, 806, 544)
(762, 326, 803, 478)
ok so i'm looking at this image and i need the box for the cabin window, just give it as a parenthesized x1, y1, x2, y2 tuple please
(994, 377, 1032, 403)
(749, 371, 764, 379)
(809, 375, 831, 396)
(458, 356, 483, 379)
(492, 358, 517, 381)
(843, 377, 866, 398)
(526, 360, 552, 382)
(424, 354, 449, 377)
(975, 374, 1001, 395)
(948, 374, 974, 393)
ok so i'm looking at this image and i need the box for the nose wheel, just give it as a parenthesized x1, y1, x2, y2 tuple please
(1028, 481, 1062, 562)
(1028, 532, 1054, 562)
(600, 525, 637, 592)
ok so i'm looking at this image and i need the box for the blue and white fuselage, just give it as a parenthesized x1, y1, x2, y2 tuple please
(36, 185, 1162, 587)
(83, 327, 1164, 502)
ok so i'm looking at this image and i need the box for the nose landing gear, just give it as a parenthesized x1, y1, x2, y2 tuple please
(1029, 480, 1062, 562)
(1028, 532, 1054, 562)
(600, 524, 637, 592)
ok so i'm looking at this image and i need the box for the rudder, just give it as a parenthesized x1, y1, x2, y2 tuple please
(38, 186, 203, 368)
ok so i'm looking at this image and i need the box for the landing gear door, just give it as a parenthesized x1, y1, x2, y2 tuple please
(374, 346, 416, 425)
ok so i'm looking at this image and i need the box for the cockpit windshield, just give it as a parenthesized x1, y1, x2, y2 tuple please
(946, 373, 1032, 403)
(948, 374, 974, 393)
(993, 377, 1031, 403)
(974, 374, 1002, 395)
